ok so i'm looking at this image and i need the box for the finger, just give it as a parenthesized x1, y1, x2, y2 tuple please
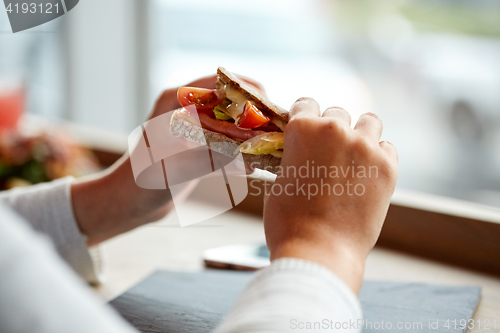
(380, 140, 398, 162)
(354, 112, 383, 141)
(322, 107, 351, 127)
(289, 97, 321, 120)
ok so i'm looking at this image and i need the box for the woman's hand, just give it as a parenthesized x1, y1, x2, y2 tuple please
(71, 74, 264, 246)
(264, 98, 398, 294)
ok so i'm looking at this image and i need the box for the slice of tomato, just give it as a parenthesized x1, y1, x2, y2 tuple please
(177, 87, 222, 112)
(198, 113, 266, 141)
(236, 101, 270, 129)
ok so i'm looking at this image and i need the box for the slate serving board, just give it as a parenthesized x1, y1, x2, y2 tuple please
(109, 270, 481, 333)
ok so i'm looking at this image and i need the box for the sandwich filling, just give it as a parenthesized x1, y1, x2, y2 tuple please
(177, 85, 286, 158)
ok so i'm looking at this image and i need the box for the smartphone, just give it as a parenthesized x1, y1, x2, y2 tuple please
(203, 243, 270, 271)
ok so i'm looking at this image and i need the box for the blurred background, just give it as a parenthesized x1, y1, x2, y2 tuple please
(0, 0, 499, 207)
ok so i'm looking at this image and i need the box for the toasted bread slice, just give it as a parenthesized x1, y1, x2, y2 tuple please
(216, 67, 289, 123)
(170, 109, 281, 174)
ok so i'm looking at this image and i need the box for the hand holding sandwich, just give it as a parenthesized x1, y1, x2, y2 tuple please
(71, 74, 265, 246)
(264, 97, 398, 294)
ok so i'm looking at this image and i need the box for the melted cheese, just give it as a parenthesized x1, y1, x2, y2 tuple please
(222, 85, 287, 132)
(223, 85, 247, 120)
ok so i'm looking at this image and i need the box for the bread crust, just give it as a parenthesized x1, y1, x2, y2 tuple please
(216, 67, 289, 123)
(170, 110, 281, 174)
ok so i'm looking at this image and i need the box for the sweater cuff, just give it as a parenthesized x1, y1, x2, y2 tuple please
(45, 177, 104, 285)
(255, 257, 363, 318)
(215, 257, 363, 333)
(0, 177, 103, 285)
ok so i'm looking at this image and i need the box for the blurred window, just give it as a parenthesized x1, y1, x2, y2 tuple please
(329, 0, 500, 208)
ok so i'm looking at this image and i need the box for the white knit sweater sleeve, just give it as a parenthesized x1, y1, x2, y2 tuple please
(0, 177, 102, 284)
(216, 258, 363, 333)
